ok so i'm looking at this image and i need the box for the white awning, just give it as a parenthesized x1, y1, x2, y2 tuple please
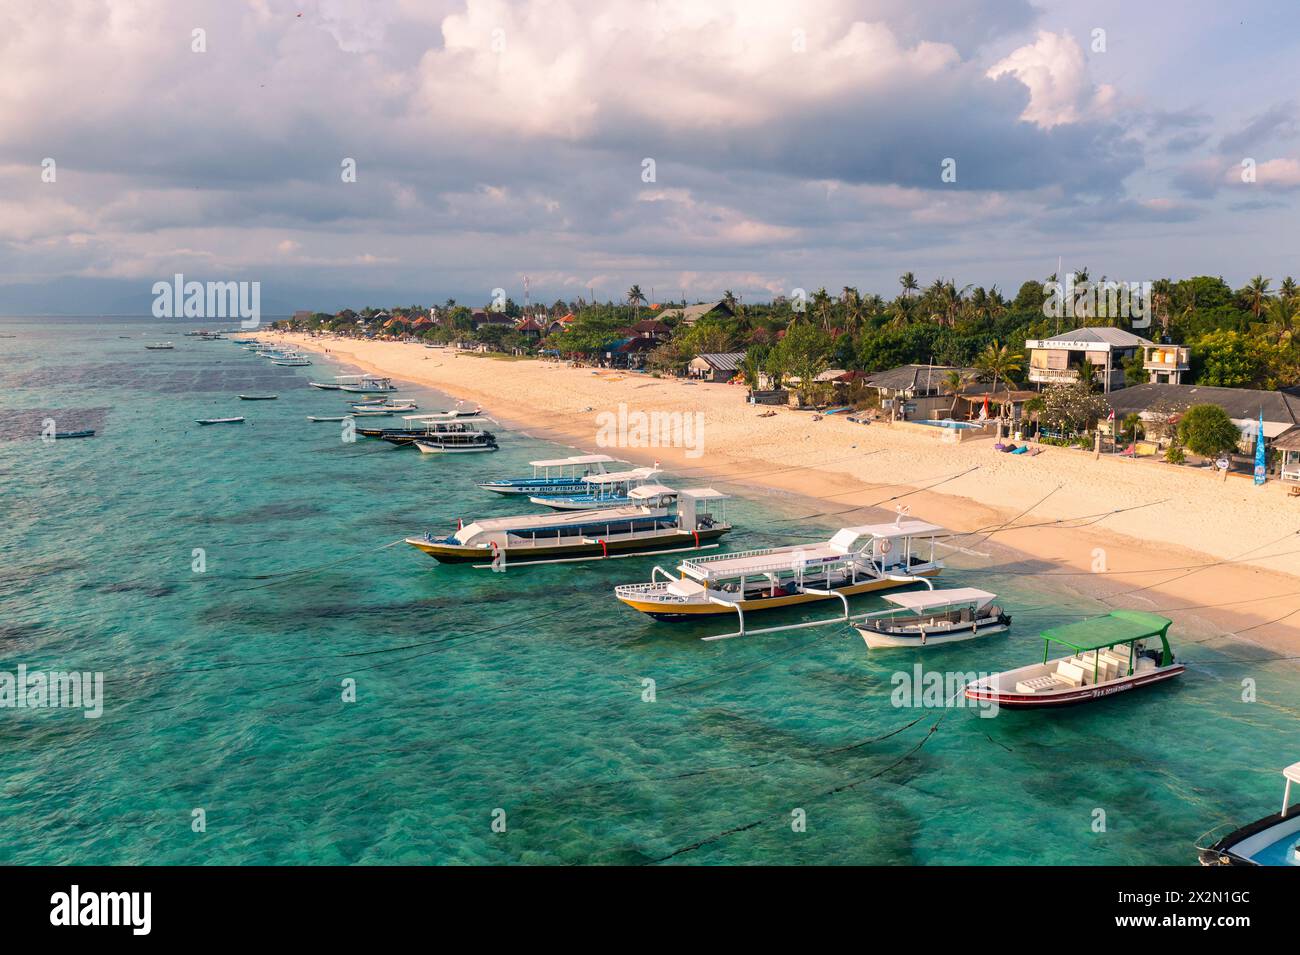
(843, 520, 945, 540)
(883, 588, 998, 611)
(679, 487, 728, 499)
(529, 454, 621, 468)
(583, 467, 659, 484)
(628, 483, 677, 499)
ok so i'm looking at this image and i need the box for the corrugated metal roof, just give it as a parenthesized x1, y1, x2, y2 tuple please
(694, 352, 746, 371)
(1043, 327, 1152, 347)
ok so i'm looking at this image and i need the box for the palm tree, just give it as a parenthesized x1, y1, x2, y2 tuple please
(811, 288, 833, 333)
(974, 341, 1024, 414)
(1280, 276, 1297, 304)
(626, 285, 646, 321)
(1266, 295, 1298, 344)
(942, 369, 971, 416)
(899, 272, 919, 299)
(1244, 275, 1272, 320)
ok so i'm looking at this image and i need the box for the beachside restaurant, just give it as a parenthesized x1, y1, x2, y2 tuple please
(1273, 427, 1300, 484)
(954, 385, 1038, 426)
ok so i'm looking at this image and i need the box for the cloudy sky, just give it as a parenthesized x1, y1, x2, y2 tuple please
(2, 0, 1298, 315)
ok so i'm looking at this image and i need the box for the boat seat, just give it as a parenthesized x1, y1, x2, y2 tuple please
(1100, 650, 1131, 672)
(1015, 675, 1069, 693)
(1055, 661, 1086, 687)
(1135, 656, 1157, 673)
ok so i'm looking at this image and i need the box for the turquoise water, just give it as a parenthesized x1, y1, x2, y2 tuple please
(1, 316, 1298, 865)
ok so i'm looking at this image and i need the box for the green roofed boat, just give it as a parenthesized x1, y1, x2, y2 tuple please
(964, 610, 1183, 708)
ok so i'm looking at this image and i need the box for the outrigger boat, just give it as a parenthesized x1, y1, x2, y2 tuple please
(406, 487, 728, 566)
(336, 374, 398, 393)
(270, 355, 312, 366)
(613, 518, 945, 638)
(412, 430, 498, 453)
(307, 415, 350, 422)
(963, 610, 1183, 708)
(238, 394, 278, 401)
(476, 454, 625, 496)
(1198, 762, 1300, 866)
(309, 379, 343, 390)
(349, 400, 419, 413)
(853, 587, 1009, 648)
(196, 417, 245, 425)
(51, 429, 96, 439)
(374, 416, 491, 446)
(529, 468, 664, 510)
(144, 342, 174, 350)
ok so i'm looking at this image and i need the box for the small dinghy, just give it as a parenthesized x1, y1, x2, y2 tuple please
(52, 429, 96, 439)
(237, 394, 278, 401)
(196, 417, 245, 425)
(145, 343, 174, 350)
(307, 415, 350, 422)
(854, 588, 1010, 648)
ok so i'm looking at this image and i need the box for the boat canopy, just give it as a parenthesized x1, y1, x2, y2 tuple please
(883, 587, 997, 612)
(829, 520, 945, 554)
(529, 454, 620, 468)
(627, 483, 677, 499)
(1040, 610, 1173, 658)
(679, 487, 729, 500)
(583, 467, 659, 485)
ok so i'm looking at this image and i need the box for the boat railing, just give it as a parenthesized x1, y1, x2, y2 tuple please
(613, 582, 687, 601)
(682, 551, 869, 580)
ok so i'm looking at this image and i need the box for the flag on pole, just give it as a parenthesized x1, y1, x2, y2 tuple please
(978, 395, 988, 421)
(1255, 409, 1267, 485)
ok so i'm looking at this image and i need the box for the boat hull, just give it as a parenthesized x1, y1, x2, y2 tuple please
(406, 526, 730, 564)
(857, 618, 1009, 649)
(412, 440, 497, 454)
(963, 664, 1184, 708)
(478, 480, 590, 496)
(308, 382, 341, 389)
(621, 568, 941, 620)
(1200, 804, 1300, 866)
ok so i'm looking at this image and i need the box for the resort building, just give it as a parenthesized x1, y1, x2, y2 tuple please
(661, 301, 734, 326)
(688, 351, 745, 382)
(862, 363, 978, 419)
(1025, 326, 1151, 392)
(1141, 342, 1192, 384)
(1104, 383, 1300, 452)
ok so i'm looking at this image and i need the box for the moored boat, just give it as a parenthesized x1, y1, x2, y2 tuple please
(270, 356, 312, 366)
(308, 381, 342, 390)
(337, 374, 398, 393)
(529, 467, 664, 509)
(1199, 762, 1300, 866)
(237, 394, 278, 400)
(51, 429, 96, 439)
(854, 587, 1010, 648)
(614, 519, 946, 627)
(962, 610, 1183, 708)
(412, 430, 498, 453)
(196, 417, 245, 425)
(476, 454, 624, 496)
(373, 416, 489, 446)
(406, 486, 728, 565)
(145, 343, 174, 350)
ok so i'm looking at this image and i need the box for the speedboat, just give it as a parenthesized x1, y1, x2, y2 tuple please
(963, 610, 1184, 708)
(406, 487, 728, 566)
(1199, 762, 1300, 866)
(854, 588, 1010, 648)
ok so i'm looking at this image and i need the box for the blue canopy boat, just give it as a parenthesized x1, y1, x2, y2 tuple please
(476, 454, 625, 496)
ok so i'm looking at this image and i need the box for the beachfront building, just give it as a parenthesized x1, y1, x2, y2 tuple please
(1025, 327, 1151, 392)
(1142, 342, 1192, 384)
(1105, 382, 1300, 456)
(688, 351, 745, 382)
(661, 301, 734, 326)
(862, 363, 978, 419)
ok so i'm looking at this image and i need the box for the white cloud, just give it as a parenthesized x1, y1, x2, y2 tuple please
(986, 31, 1115, 129)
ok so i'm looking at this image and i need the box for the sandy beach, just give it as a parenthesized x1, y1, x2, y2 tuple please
(260, 332, 1300, 653)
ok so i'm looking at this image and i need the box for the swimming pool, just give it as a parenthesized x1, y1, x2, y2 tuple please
(912, 419, 985, 430)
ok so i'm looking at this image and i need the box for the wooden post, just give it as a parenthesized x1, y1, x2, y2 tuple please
(1094, 431, 1101, 459)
